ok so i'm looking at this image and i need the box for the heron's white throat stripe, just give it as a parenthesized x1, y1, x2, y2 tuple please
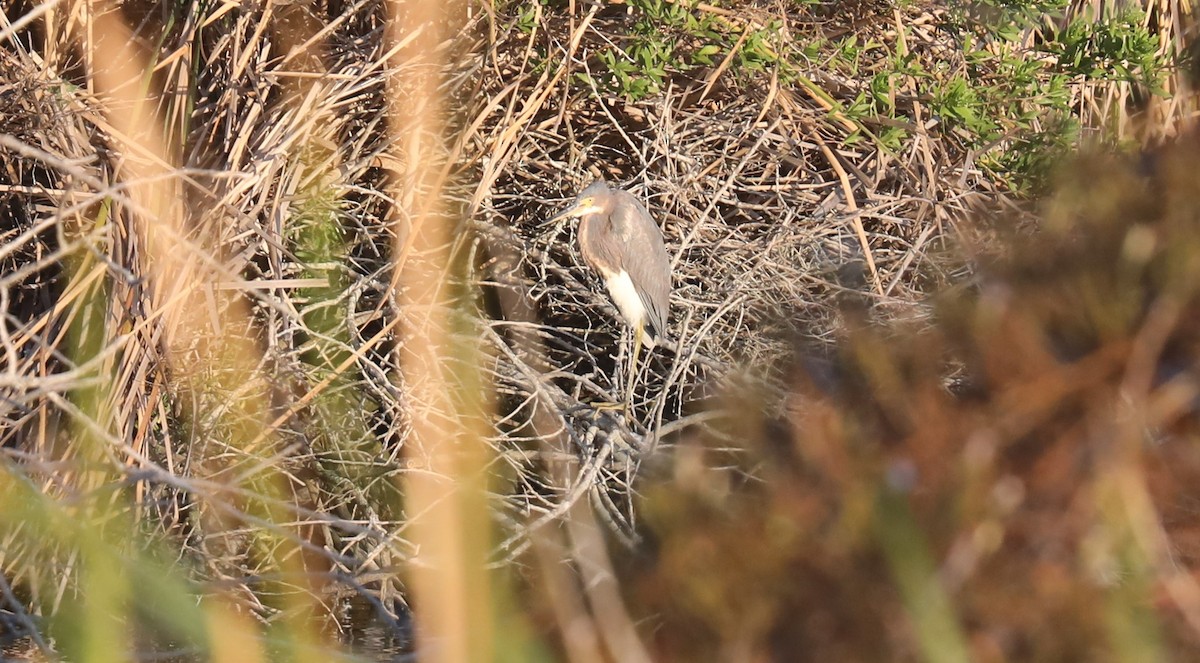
(570, 203, 605, 216)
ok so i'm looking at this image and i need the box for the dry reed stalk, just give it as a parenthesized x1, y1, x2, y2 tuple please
(385, 1, 495, 661)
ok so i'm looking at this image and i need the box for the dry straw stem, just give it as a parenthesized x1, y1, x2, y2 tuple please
(385, 0, 495, 661)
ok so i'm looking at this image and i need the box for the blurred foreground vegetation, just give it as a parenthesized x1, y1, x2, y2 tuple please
(1, 0, 1199, 661)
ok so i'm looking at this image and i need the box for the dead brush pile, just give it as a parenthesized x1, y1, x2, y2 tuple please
(0, 0, 1192, 655)
(477, 0, 1019, 530)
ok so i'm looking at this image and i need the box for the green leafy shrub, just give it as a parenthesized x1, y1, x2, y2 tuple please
(582, 0, 1168, 191)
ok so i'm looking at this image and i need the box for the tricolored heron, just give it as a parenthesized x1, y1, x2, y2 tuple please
(547, 180, 671, 407)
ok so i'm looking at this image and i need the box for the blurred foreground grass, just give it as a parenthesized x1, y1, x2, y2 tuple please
(626, 139, 1200, 661)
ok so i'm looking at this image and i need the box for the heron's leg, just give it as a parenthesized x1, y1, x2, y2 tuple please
(624, 322, 644, 412)
(585, 329, 628, 412)
(589, 325, 642, 414)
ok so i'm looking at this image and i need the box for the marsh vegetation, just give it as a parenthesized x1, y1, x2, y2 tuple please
(1, 0, 1198, 660)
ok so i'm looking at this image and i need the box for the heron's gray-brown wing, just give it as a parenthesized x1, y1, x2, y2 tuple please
(610, 190, 671, 339)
